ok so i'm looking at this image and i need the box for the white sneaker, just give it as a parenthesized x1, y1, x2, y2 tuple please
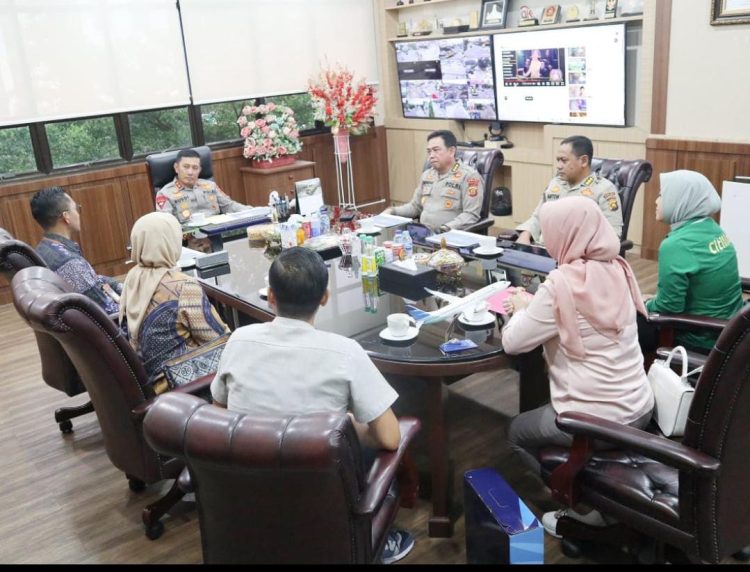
(542, 508, 608, 538)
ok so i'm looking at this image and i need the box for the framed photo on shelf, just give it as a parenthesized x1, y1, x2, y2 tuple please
(711, 0, 750, 25)
(480, 0, 508, 29)
(620, 0, 644, 16)
(604, 0, 618, 19)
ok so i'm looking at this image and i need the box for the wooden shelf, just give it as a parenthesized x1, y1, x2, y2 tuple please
(388, 14, 643, 41)
(385, 0, 454, 11)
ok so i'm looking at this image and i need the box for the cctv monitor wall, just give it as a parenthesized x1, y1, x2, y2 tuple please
(493, 24, 626, 126)
(395, 35, 498, 121)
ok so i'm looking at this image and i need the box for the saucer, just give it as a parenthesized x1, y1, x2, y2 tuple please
(458, 311, 496, 327)
(355, 227, 381, 235)
(472, 245, 504, 258)
(258, 287, 268, 298)
(379, 326, 419, 342)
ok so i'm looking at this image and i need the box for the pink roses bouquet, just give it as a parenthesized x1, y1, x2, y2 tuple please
(237, 103, 302, 162)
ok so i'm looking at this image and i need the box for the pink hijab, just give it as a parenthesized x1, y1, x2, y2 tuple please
(540, 197, 646, 359)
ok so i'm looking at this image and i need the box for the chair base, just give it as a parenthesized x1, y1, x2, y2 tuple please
(141, 478, 186, 540)
(54, 400, 94, 433)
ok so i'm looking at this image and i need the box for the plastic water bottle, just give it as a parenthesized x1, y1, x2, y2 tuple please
(319, 206, 330, 234)
(402, 230, 413, 259)
(311, 211, 321, 237)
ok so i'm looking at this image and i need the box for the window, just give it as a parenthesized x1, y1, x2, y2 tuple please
(46, 117, 120, 169)
(265, 93, 317, 132)
(201, 100, 248, 144)
(0, 126, 37, 177)
(129, 107, 192, 156)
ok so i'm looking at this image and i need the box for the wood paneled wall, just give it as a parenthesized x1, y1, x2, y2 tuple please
(0, 126, 389, 304)
(642, 137, 750, 260)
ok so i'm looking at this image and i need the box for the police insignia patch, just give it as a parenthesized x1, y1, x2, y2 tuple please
(583, 175, 595, 187)
(608, 199, 619, 211)
(467, 177, 480, 187)
(580, 188, 593, 197)
(175, 180, 184, 190)
(421, 197, 428, 205)
(182, 209, 191, 219)
(451, 163, 460, 173)
(550, 186, 560, 194)
(468, 187, 478, 198)
(444, 200, 454, 209)
(155, 195, 168, 209)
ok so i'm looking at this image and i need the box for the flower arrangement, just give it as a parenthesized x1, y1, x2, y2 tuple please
(237, 103, 302, 163)
(308, 65, 377, 135)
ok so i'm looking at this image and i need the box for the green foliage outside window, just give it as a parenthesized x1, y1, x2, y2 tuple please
(130, 107, 192, 156)
(266, 93, 316, 132)
(0, 126, 36, 177)
(46, 116, 119, 168)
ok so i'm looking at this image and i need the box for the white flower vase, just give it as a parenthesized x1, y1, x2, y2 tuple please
(333, 128, 350, 164)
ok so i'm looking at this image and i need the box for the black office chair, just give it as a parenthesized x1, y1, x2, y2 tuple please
(145, 145, 214, 201)
(420, 147, 505, 235)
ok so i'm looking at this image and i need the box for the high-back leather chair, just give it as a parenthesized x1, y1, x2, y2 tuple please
(422, 147, 505, 235)
(11, 266, 214, 539)
(143, 392, 421, 564)
(590, 158, 653, 256)
(145, 145, 214, 200)
(537, 302, 750, 563)
(1, 237, 92, 433)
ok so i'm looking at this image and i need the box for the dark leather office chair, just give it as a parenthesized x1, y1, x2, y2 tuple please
(590, 158, 652, 256)
(537, 302, 750, 563)
(1, 237, 93, 433)
(145, 145, 214, 200)
(420, 147, 505, 235)
(143, 392, 422, 564)
(11, 266, 214, 539)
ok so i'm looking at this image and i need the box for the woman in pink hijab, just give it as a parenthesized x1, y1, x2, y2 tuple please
(501, 197, 654, 537)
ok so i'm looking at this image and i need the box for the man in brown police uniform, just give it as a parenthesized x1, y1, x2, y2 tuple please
(516, 135, 622, 245)
(155, 148, 248, 224)
(383, 130, 483, 232)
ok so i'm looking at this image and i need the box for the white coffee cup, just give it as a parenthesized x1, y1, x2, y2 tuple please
(360, 217, 376, 231)
(478, 236, 496, 251)
(387, 313, 412, 337)
(468, 301, 489, 321)
(191, 212, 206, 224)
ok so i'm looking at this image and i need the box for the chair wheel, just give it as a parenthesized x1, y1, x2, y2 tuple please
(58, 420, 73, 433)
(733, 546, 750, 562)
(561, 538, 583, 559)
(128, 476, 146, 493)
(145, 520, 164, 540)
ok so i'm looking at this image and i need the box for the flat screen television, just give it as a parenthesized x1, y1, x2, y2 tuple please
(395, 35, 498, 120)
(493, 24, 626, 126)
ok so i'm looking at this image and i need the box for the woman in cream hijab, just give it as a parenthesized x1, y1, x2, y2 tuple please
(501, 197, 653, 538)
(645, 170, 742, 352)
(120, 212, 228, 393)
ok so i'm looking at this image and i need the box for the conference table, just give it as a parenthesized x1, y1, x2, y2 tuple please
(197, 229, 550, 538)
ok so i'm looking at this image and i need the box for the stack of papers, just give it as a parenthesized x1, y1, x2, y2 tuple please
(368, 213, 413, 228)
(177, 247, 206, 270)
(426, 229, 481, 249)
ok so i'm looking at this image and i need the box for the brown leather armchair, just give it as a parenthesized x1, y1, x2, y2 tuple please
(419, 146, 504, 235)
(143, 392, 422, 564)
(1, 237, 93, 433)
(11, 266, 214, 540)
(536, 302, 750, 563)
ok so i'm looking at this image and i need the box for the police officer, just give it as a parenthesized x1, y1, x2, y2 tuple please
(383, 130, 483, 232)
(516, 135, 622, 245)
(155, 149, 248, 224)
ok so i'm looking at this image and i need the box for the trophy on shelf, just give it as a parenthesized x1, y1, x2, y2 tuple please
(583, 0, 599, 20)
(541, 5, 560, 24)
(519, 5, 539, 27)
(604, 0, 619, 19)
(565, 4, 581, 22)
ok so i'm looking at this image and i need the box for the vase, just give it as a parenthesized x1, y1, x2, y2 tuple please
(333, 128, 350, 164)
(249, 155, 297, 169)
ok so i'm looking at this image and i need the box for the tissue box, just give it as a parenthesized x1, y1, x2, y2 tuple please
(378, 261, 437, 300)
(464, 468, 544, 564)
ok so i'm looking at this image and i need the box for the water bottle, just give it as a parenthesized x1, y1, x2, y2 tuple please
(402, 230, 413, 259)
(311, 211, 321, 237)
(319, 206, 330, 234)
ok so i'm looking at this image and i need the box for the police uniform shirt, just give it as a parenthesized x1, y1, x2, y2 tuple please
(516, 174, 623, 244)
(154, 178, 246, 224)
(390, 161, 484, 231)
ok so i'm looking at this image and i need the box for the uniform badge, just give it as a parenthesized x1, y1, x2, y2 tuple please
(580, 188, 593, 197)
(607, 199, 619, 211)
(451, 163, 460, 173)
(467, 177, 480, 188)
(444, 189, 457, 197)
(182, 209, 191, 219)
(549, 186, 560, 194)
(467, 186, 478, 198)
(421, 196, 428, 205)
(155, 195, 168, 209)
(444, 200, 454, 209)
(208, 194, 218, 202)
(175, 180, 184, 190)
(424, 174, 434, 183)
(200, 182, 212, 189)
(583, 175, 595, 187)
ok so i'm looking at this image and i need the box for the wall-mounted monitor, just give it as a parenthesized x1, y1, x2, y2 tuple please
(493, 24, 626, 126)
(395, 35, 497, 120)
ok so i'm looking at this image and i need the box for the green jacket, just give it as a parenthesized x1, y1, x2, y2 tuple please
(646, 217, 743, 351)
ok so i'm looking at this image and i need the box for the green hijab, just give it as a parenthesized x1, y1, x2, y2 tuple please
(660, 170, 721, 230)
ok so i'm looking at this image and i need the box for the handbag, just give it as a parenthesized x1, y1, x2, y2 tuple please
(647, 346, 701, 437)
(162, 333, 230, 389)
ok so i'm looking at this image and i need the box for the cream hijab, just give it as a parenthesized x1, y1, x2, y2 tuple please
(540, 197, 646, 359)
(119, 212, 182, 343)
(660, 170, 721, 230)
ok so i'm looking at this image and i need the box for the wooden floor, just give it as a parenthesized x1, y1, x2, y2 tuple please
(0, 254, 741, 564)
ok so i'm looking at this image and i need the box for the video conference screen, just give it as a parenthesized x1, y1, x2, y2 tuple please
(395, 36, 498, 120)
(492, 24, 626, 126)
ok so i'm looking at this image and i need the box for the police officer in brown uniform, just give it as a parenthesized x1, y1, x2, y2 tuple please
(155, 148, 248, 224)
(383, 130, 483, 232)
(516, 135, 622, 245)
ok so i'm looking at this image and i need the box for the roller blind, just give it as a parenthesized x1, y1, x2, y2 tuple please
(180, 0, 379, 104)
(0, 0, 190, 127)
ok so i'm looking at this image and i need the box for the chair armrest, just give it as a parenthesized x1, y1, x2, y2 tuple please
(463, 217, 495, 235)
(619, 239, 633, 253)
(177, 467, 193, 494)
(555, 411, 720, 475)
(742, 277, 750, 294)
(496, 229, 519, 241)
(131, 395, 160, 424)
(355, 417, 421, 516)
(648, 312, 727, 333)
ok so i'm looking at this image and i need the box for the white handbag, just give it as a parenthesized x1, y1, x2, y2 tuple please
(647, 346, 701, 438)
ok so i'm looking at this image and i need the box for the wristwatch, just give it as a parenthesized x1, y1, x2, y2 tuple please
(439, 224, 450, 233)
